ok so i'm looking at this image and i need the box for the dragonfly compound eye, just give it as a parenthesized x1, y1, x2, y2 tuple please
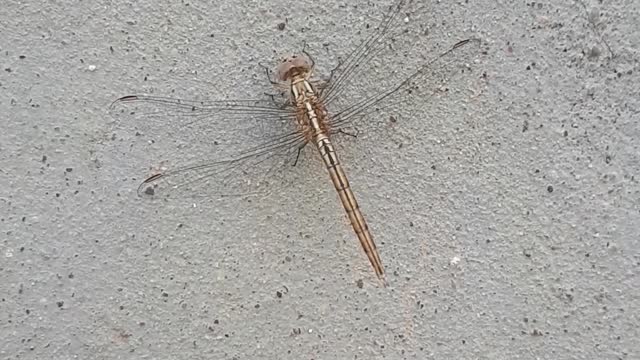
(276, 55, 312, 81)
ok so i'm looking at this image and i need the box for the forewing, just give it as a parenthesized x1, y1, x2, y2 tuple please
(319, 0, 410, 106)
(328, 38, 483, 131)
(313, 0, 482, 134)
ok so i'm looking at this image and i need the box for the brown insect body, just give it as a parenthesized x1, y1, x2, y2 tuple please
(277, 55, 386, 282)
(120, 0, 479, 285)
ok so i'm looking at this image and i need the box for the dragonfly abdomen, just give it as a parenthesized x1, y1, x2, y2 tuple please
(285, 71, 386, 282)
(315, 136, 386, 281)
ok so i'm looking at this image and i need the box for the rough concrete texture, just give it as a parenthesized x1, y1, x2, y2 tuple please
(1, 0, 639, 359)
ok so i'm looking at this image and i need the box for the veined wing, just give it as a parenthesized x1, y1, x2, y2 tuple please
(316, 0, 481, 133)
(319, 0, 409, 105)
(109, 95, 306, 200)
(328, 38, 481, 131)
(135, 130, 307, 200)
(109, 95, 297, 135)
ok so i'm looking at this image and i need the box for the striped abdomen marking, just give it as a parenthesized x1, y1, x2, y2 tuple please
(315, 134, 385, 281)
(289, 75, 385, 282)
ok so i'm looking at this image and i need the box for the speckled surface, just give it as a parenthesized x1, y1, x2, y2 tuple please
(1, 0, 639, 359)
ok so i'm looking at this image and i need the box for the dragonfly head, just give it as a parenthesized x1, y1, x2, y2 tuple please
(277, 55, 312, 82)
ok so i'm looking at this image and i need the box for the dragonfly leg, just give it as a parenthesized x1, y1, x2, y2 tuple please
(301, 41, 315, 71)
(327, 58, 342, 83)
(263, 91, 290, 109)
(292, 142, 309, 167)
(259, 62, 279, 85)
(335, 127, 359, 138)
(316, 58, 343, 97)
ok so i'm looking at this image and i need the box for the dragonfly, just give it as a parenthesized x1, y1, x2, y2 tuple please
(110, 0, 480, 284)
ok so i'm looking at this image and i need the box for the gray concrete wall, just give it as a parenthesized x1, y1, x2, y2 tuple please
(1, 0, 638, 359)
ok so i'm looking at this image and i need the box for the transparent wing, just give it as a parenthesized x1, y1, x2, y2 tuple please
(108, 95, 307, 200)
(319, 0, 409, 105)
(315, 0, 481, 134)
(328, 38, 482, 131)
(109, 95, 297, 135)
(135, 131, 307, 200)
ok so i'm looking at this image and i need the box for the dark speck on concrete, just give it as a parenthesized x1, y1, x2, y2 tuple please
(1, 2, 636, 359)
(587, 46, 601, 59)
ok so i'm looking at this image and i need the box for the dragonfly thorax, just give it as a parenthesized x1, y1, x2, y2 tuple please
(277, 54, 312, 81)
